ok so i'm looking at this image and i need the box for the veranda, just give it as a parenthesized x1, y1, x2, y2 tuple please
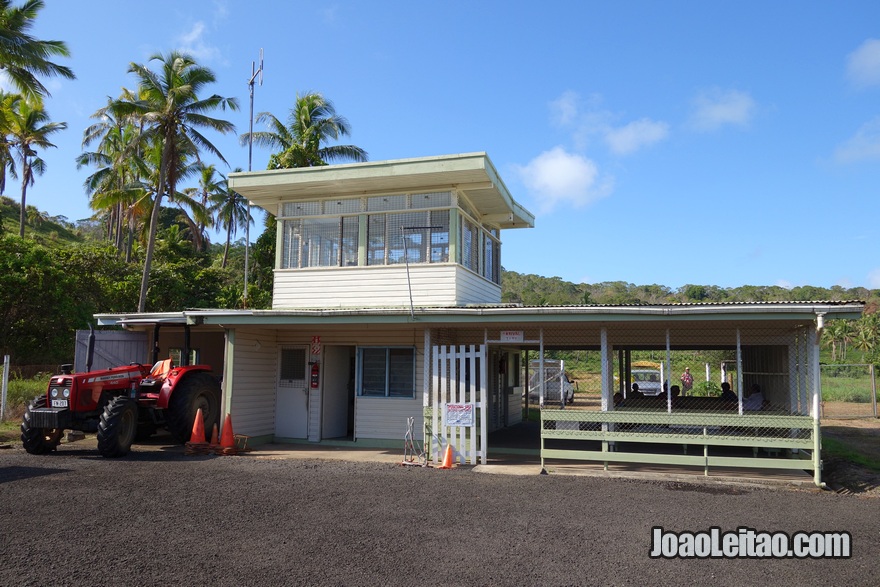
(425, 306, 855, 487)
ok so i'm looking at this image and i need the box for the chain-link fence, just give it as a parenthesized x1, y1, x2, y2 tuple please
(820, 364, 878, 419)
(430, 320, 825, 480)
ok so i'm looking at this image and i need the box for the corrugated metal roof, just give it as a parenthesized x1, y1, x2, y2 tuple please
(95, 300, 865, 328)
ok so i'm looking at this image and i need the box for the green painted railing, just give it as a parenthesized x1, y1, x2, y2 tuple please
(540, 409, 822, 486)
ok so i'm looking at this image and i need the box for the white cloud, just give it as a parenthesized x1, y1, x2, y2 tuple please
(846, 39, 880, 88)
(177, 21, 222, 63)
(868, 269, 880, 289)
(548, 91, 669, 155)
(834, 116, 880, 163)
(550, 90, 580, 126)
(604, 118, 669, 155)
(514, 147, 612, 213)
(689, 88, 756, 131)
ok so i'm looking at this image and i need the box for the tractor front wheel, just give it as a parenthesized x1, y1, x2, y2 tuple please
(167, 372, 221, 444)
(96, 396, 138, 458)
(20, 396, 63, 455)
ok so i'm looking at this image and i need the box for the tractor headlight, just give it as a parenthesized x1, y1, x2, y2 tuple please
(50, 388, 59, 398)
(62, 388, 70, 398)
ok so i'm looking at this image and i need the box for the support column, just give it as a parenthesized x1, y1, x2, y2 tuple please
(812, 317, 823, 486)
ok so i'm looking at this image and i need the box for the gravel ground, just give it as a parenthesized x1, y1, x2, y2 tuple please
(1, 439, 878, 587)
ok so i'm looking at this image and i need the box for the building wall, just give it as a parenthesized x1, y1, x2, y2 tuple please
(228, 327, 278, 438)
(272, 264, 500, 308)
(230, 325, 426, 442)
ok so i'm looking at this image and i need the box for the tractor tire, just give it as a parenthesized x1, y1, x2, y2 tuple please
(20, 396, 63, 455)
(96, 396, 138, 458)
(166, 372, 221, 444)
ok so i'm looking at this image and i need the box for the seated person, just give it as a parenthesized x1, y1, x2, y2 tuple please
(613, 392, 624, 407)
(720, 381, 737, 402)
(669, 385, 680, 399)
(630, 383, 644, 399)
(742, 383, 765, 410)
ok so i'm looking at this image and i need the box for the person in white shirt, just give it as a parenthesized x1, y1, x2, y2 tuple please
(743, 383, 764, 410)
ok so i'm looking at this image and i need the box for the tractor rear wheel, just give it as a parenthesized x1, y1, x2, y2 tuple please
(167, 372, 221, 443)
(20, 396, 63, 455)
(97, 396, 138, 458)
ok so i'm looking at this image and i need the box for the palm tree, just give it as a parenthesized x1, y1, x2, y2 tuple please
(181, 162, 223, 252)
(77, 94, 147, 253)
(116, 51, 238, 312)
(213, 168, 251, 268)
(240, 91, 367, 169)
(6, 98, 65, 237)
(0, 90, 22, 195)
(0, 0, 75, 102)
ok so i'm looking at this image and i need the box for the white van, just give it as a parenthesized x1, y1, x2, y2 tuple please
(527, 359, 575, 405)
(631, 369, 663, 396)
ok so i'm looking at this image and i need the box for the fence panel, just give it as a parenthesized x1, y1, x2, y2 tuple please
(820, 364, 878, 419)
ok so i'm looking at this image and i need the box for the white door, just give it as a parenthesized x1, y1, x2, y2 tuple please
(275, 347, 309, 439)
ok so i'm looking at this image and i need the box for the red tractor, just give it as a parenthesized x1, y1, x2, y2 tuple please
(20, 356, 221, 458)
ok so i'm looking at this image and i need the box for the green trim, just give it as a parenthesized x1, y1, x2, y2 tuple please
(358, 214, 367, 266)
(543, 449, 706, 467)
(275, 218, 283, 271)
(223, 329, 235, 418)
(540, 409, 822, 484)
(543, 409, 813, 428)
(449, 208, 459, 265)
(541, 430, 813, 450)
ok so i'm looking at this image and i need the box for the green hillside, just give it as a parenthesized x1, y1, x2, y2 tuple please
(0, 196, 90, 246)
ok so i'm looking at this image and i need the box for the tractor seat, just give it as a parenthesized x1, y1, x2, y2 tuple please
(149, 358, 174, 380)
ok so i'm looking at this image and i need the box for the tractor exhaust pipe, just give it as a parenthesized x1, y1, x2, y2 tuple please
(85, 323, 96, 372)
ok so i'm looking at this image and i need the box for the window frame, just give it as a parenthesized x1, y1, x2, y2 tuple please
(356, 346, 416, 398)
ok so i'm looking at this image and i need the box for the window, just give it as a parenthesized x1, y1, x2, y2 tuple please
(275, 190, 504, 282)
(461, 217, 480, 273)
(279, 348, 306, 388)
(367, 210, 449, 266)
(169, 348, 199, 366)
(358, 347, 415, 398)
(281, 216, 359, 268)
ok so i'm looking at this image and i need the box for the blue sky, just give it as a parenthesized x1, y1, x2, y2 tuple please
(10, 0, 880, 291)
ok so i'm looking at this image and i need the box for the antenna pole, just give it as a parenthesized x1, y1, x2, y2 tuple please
(244, 49, 263, 308)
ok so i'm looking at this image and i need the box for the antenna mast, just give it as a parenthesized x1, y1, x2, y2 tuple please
(244, 48, 263, 308)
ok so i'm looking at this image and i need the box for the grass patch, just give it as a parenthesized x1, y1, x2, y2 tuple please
(821, 374, 876, 403)
(0, 421, 19, 443)
(1, 372, 51, 424)
(822, 436, 880, 472)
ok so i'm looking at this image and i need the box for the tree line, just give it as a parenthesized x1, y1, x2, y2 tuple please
(0, 1, 369, 363)
(1, 2, 877, 367)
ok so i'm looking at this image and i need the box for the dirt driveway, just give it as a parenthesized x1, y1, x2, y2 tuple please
(1, 440, 878, 586)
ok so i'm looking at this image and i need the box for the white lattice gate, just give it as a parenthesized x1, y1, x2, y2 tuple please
(430, 344, 487, 465)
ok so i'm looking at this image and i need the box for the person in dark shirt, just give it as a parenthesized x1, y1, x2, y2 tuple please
(720, 381, 737, 402)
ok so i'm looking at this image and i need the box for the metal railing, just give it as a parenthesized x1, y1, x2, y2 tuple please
(540, 408, 821, 485)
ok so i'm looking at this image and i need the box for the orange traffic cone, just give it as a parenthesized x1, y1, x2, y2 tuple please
(220, 413, 235, 448)
(189, 407, 206, 443)
(209, 423, 219, 446)
(438, 444, 455, 469)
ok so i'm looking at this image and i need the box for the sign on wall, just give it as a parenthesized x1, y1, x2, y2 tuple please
(310, 336, 322, 356)
(445, 403, 475, 427)
(500, 330, 524, 343)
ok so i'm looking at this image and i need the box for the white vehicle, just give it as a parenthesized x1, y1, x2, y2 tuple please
(631, 369, 663, 396)
(527, 359, 575, 405)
